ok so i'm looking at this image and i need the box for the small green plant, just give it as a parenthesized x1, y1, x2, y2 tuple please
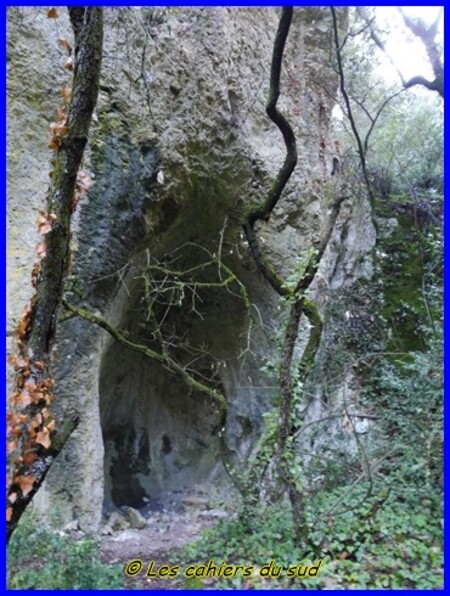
(7, 514, 125, 589)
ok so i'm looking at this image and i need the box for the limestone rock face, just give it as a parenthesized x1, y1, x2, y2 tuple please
(7, 7, 376, 531)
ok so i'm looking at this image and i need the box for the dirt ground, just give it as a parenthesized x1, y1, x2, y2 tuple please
(99, 496, 226, 590)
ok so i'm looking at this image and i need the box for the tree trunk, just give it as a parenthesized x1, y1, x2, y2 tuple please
(7, 7, 103, 543)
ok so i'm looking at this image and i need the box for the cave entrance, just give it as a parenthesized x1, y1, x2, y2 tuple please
(99, 345, 225, 510)
(98, 240, 258, 512)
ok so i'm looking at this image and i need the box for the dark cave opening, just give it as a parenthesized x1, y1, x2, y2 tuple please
(99, 346, 225, 510)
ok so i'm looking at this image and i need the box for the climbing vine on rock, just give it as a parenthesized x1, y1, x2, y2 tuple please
(7, 7, 103, 542)
(242, 7, 349, 541)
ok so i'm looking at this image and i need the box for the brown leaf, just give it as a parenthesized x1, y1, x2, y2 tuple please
(47, 8, 58, 18)
(30, 413, 43, 428)
(48, 137, 60, 151)
(7, 440, 18, 454)
(9, 355, 27, 370)
(46, 419, 56, 433)
(61, 83, 71, 105)
(22, 303, 32, 318)
(6, 507, 12, 522)
(64, 57, 74, 71)
(36, 428, 51, 450)
(55, 106, 67, 123)
(45, 393, 55, 405)
(24, 380, 36, 393)
(23, 451, 37, 466)
(16, 475, 36, 497)
(17, 304, 32, 340)
(31, 391, 45, 404)
(36, 243, 47, 260)
(38, 221, 52, 236)
(31, 262, 41, 287)
(50, 122, 68, 139)
(58, 38, 72, 55)
(15, 390, 32, 408)
(37, 213, 48, 226)
(342, 411, 354, 434)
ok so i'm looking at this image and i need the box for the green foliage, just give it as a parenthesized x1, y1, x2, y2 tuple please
(175, 485, 442, 589)
(360, 225, 443, 498)
(8, 515, 125, 589)
(375, 208, 441, 352)
(369, 93, 443, 198)
(334, 8, 443, 200)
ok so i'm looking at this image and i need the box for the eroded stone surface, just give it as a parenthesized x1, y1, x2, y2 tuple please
(7, 7, 379, 532)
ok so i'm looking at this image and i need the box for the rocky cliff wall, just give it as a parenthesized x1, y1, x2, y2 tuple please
(7, 7, 378, 531)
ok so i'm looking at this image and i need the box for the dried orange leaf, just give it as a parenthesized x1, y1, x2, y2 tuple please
(50, 122, 68, 138)
(47, 8, 58, 18)
(16, 475, 36, 497)
(31, 392, 45, 404)
(24, 380, 36, 392)
(64, 57, 74, 71)
(48, 137, 60, 151)
(61, 83, 71, 105)
(56, 106, 66, 122)
(36, 243, 47, 259)
(23, 452, 37, 466)
(16, 390, 32, 408)
(7, 440, 18, 454)
(47, 419, 56, 433)
(36, 429, 51, 449)
(9, 355, 27, 370)
(30, 413, 43, 428)
(6, 507, 12, 522)
(58, 38, 72, 54)
(38, 221, 52, 236)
